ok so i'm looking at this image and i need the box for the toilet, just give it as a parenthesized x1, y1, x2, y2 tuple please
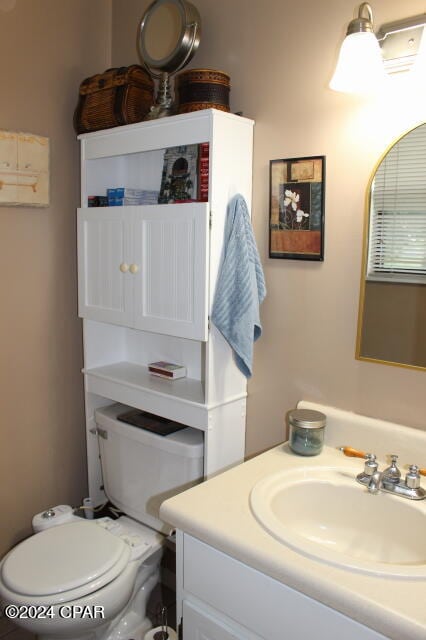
(0, 403, 204, 640)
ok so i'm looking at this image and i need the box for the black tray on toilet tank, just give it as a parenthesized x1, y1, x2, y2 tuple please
(117, 409, 187, 436)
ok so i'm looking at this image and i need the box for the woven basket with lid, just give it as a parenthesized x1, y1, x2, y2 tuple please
(175, 68, 230, 114)
(74, 65, 154, 134)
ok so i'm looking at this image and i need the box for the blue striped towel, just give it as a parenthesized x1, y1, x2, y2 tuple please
(211, 194, 266, 378)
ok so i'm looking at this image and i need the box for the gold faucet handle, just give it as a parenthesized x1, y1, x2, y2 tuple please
(339, 446, 367, 459)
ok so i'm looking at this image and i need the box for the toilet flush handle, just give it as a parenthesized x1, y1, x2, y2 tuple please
(90, 426, 108, 439)
(42, 509, 56, 519)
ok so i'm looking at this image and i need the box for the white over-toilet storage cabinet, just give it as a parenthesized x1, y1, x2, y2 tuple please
(77, 109, 254, 505)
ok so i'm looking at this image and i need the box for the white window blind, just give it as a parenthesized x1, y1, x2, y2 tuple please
(368, 124, 426, 284)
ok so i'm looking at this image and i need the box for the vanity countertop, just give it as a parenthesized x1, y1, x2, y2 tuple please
(161, 404, 426, 640)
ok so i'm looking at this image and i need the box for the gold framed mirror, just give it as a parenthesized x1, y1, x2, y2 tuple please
(356, 122, 426, 371)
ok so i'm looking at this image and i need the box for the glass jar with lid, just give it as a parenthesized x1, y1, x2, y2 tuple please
(288, 409, 326, 456)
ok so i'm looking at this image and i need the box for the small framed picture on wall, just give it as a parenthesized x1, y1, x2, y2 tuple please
(269, 155, 325, 260)
(0, 131, 49, 207)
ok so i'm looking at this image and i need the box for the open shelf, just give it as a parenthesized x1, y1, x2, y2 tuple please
(84, 361, 208, 429)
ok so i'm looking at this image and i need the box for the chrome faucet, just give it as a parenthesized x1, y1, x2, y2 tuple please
(356, 454, 425, 500)
(367, 470, 383, 494)
(381, 454, 401, 484)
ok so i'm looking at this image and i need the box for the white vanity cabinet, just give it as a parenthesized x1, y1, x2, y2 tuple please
(178, 535, 390, 640)
(77, 110, 254, 504)
(161, 405, 425, 640)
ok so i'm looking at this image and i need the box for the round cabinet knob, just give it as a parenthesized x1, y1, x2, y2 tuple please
(129, 263, 139, 274)
(120, 263, 129, 273)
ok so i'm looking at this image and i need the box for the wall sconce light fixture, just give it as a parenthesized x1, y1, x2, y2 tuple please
(330, 3, 426, 94)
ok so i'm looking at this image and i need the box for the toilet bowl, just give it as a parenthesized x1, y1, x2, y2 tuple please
(0, 517, 163, 640)
(0, 402, 204, 640)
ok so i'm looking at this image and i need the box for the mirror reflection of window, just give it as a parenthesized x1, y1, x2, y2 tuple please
(357, 123, 426, 371)
(368, 124, 426, 284)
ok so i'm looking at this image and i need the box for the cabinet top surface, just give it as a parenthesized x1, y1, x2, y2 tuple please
(77, 109, 254, 142)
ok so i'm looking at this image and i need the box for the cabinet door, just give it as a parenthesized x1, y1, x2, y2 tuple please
(132, 203, 209, 340)
(77, 208, 133, 326)
(183, 601, 257, 640)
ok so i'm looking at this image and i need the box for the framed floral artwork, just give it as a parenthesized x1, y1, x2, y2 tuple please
(269, 156, 325, 260)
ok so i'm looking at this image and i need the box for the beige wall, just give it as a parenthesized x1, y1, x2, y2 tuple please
(0, 0, 112, 556)
(112, 0, 426, 456)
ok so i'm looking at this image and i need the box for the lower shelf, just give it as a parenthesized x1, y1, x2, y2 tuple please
(83, 361, 208, 429)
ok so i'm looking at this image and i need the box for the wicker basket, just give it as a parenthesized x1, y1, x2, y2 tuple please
(74, 65, 154, 134)
(175, 68, 230, 114)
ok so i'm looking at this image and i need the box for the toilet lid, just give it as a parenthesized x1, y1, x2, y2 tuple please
(1, 521, 131, 598)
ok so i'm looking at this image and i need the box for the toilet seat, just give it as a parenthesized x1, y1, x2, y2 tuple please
(0, 521, 131, 605)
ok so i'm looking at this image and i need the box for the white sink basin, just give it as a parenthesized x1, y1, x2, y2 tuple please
(250, 466, 426, 579)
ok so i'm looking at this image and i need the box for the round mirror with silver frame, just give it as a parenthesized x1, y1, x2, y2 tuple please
(138, 0, 201, 119)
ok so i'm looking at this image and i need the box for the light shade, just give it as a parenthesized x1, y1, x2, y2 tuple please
(411, 25, 426, 77)
(329, 31, 387, 94)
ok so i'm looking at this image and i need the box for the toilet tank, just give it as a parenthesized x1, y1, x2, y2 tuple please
(95, 404, 204, 534)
